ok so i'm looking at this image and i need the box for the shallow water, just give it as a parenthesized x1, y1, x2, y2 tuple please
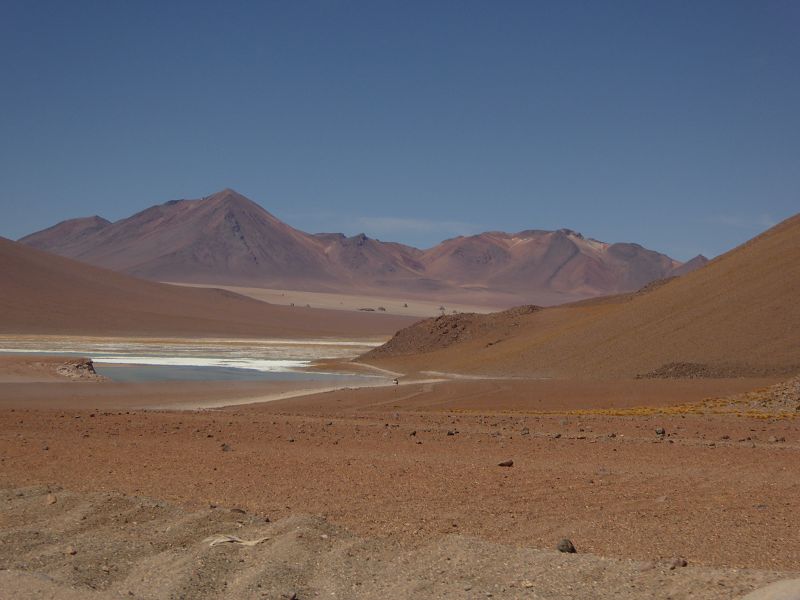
(94, 364, 377, 383)
(0, 336, 383, 383)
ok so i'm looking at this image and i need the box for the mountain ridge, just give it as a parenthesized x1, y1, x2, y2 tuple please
(361, 212, 800, 379)
(0, 235, 415, 338)
(20, 188, 708, 306)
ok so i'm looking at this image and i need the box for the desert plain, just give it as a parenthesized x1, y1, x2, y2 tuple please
(1, 209, 799, 600)
(1, 347, 799, 599)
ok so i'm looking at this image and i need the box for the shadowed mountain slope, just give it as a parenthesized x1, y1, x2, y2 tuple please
(361, 213, 800, 379)
(0, 237, 415, 338)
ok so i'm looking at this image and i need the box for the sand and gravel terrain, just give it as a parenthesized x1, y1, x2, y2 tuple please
(1, 356, 799, 599)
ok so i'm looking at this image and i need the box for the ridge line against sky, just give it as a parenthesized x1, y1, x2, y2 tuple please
(1, 0, 798, 260)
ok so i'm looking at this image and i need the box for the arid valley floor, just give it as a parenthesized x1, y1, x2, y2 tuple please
(1, 353, 799, 599)
(2, 211, 799, 598)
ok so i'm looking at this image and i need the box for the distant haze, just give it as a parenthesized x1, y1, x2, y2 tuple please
(1, 2, 798, 259)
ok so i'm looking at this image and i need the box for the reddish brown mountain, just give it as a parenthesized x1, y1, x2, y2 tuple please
(20, 189, 703, 306)
(422, 229, 685, 299)
(21, 189, 334, 288)
(22, 215, 111, 251)
(362, 213, 800, 379)
(0, 236, 414, 338)
(668, 254, 709, 277)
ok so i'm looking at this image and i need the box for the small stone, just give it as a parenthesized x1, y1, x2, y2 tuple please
(552, 433, 562, 439)
(447, 430, 455, 436)
(556, 538, 576, 553)
(42, 445, 49, 451)
(497, 459, 514, 467)
(655, 427, 666, 436)
(521, 580, 534, 588)
(65, 546, 77, 556)
(669, 558, 688, 569)
(45, 494, 57, 505)
(607, 432, 617, 438)
(410, 430, 417, 437)
(220, 443, 232, 452)
(230, 507, 246, 514)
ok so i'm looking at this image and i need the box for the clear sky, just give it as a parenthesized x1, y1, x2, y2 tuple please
(1, 1, 798, 260)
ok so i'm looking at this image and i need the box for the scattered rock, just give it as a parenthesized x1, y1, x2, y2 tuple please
(497, 459, 514, 467)
(655, 427, 666, 436)
(45, 493, 57, 505)
(65, 546, 77, 556)
(410, 430, 417, 436)
(447, 430, 456, 436)
(552, 433, 562, 439)
(669, 558, 688, 569)
(556, 538, 576, 553)
(220, 443, 232, 452)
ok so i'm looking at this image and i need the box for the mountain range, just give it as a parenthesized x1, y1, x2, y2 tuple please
(0, 236, 414, 338)
(20, 189, 707, 306)
(363, 212, 800, 379)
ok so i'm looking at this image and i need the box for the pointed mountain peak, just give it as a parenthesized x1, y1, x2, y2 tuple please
(197, 189, 276, 217)
(206, 188, 252, 204)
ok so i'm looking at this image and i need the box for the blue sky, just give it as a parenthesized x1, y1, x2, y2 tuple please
(1, 1, 798, 260)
